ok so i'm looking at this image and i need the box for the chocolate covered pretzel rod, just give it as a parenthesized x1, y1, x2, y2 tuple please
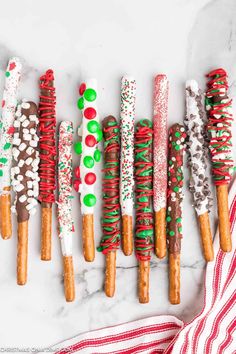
(58, 121, 75, 302)
(120, 76, 136, 256)
(38, 69, 56, 260)
(167, 124, 186, 304)
(153, 74, 168, 258)
(134, 119, 154, 304)
(0, 57, 22, 239)
(98, 116, 120, 297)
(74, 79, 102, 262)
(185, 80, 214, 262)
(11, 101, 39, 285)
(206, 69, 234, 252)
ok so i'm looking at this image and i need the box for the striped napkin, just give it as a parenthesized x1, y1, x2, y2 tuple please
(47, 179, 236, 354)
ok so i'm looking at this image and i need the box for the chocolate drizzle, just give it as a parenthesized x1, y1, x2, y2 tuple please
(11, 101, 40, 222)
(166, 124, 186, 255)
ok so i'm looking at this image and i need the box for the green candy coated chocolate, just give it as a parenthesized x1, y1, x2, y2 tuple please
(84, 88, 97, 102)
(173, 186, 179, 192)
(97, 130, 103, 142)
(3, 143, 11, 150)
(166, 216, 171, 222)
(176, 217, 182, 223)
(5, 72, 10, 78)
(83, 193, 96, 207)
(87, 120, 100, 133)
(94, 149, 101, 162)
(178, 227, 182, 233)
(74, 141, 82, 155)
(77, 97, 84, 110)
(175, 131, 181, 137)
(0, 170, 3, 176)
(0, 157, 7, 164)
(169, 231, 175, 236)
(83, 156, 94, 168)
(175, 145, 180, 151)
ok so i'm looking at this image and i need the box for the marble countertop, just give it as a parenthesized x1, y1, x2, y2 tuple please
(0, 0, 236, 351)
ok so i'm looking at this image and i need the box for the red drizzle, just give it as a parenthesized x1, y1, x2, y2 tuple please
(38, 69, 56, 203)
(99, 120, 120, 254)
(206, 68, 234, 185)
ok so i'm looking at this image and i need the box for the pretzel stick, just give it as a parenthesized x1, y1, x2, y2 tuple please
(74, 79, 101, 262)
(11, 101, 39, 285)
(98, 116, 120, 297)
(58, 121, 75, 302)
(38, 70, 56, 260)
(167, 124, 186, 304)
(153, 75, 168, 259)
(120, 76, 136, 256)
(134, 119, 154, 304)
(185, 80, 214, 262)
(17, 221, 28, 285)
(206, 69, 234, 252)
(0, 57, 22, 239)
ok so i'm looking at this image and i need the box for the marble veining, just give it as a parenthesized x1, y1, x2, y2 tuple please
(0, 0, 234, 350)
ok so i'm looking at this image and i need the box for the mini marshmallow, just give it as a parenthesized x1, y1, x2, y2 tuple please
(25, 157, 33, 165)
(21, 102, 30, 109)
(19, 143, 26, 151)
(18, 159, 24, 167)
(22, 119, 30, 127)
(19, 195, 27, 203)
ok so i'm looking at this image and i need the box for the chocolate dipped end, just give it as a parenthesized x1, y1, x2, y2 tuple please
(39, 70, 56, 207)
(166, 123, 186, 256)
(14, 102, 39, 223)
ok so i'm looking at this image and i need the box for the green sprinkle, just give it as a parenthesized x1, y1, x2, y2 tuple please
(3, 143, 11, 150)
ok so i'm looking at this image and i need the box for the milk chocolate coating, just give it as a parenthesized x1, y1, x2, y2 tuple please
(12, 102, 39, 222)
(134, 119, 153, 261)
(166, 124, 186, 255)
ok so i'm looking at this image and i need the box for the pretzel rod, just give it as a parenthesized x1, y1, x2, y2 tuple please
(11, 101, 39, 285)
(206, 69, 234, 252)
(38, 70, 56, 261)
(120, 76, 136, 256)
(0, 57, 22, 239)
(167, 124, 186, 304)
(134, 119, 154, 304)
(185, 80, 214, 262)
(153, 75, 168, 259)
(74, 79, 102, 262)
(97, 116, 120, 297)
(58, 121, 75, 302)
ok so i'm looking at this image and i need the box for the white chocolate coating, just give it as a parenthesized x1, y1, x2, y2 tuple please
(58, 121, 74, 256)
(0, 57, 22, 193)
(120, 76, 136, 216)
(79, 79, 99, 215)
(153, 74, 168, 212)
(185, 80, 212, 216)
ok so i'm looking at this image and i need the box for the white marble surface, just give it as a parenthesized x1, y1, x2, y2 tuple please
(0, 0, 236, 351)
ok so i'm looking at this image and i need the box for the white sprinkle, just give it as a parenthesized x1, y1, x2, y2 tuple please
(19, 114, 26, 122)
(23, 129, 29, 134)
(30, 128, 36, 134)
(17, 175, 23, 181)
(23, 134, 31, 141)
(26, 170, 34, 178)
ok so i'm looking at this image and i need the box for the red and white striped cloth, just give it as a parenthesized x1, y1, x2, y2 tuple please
(49, 181, 236, 354)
